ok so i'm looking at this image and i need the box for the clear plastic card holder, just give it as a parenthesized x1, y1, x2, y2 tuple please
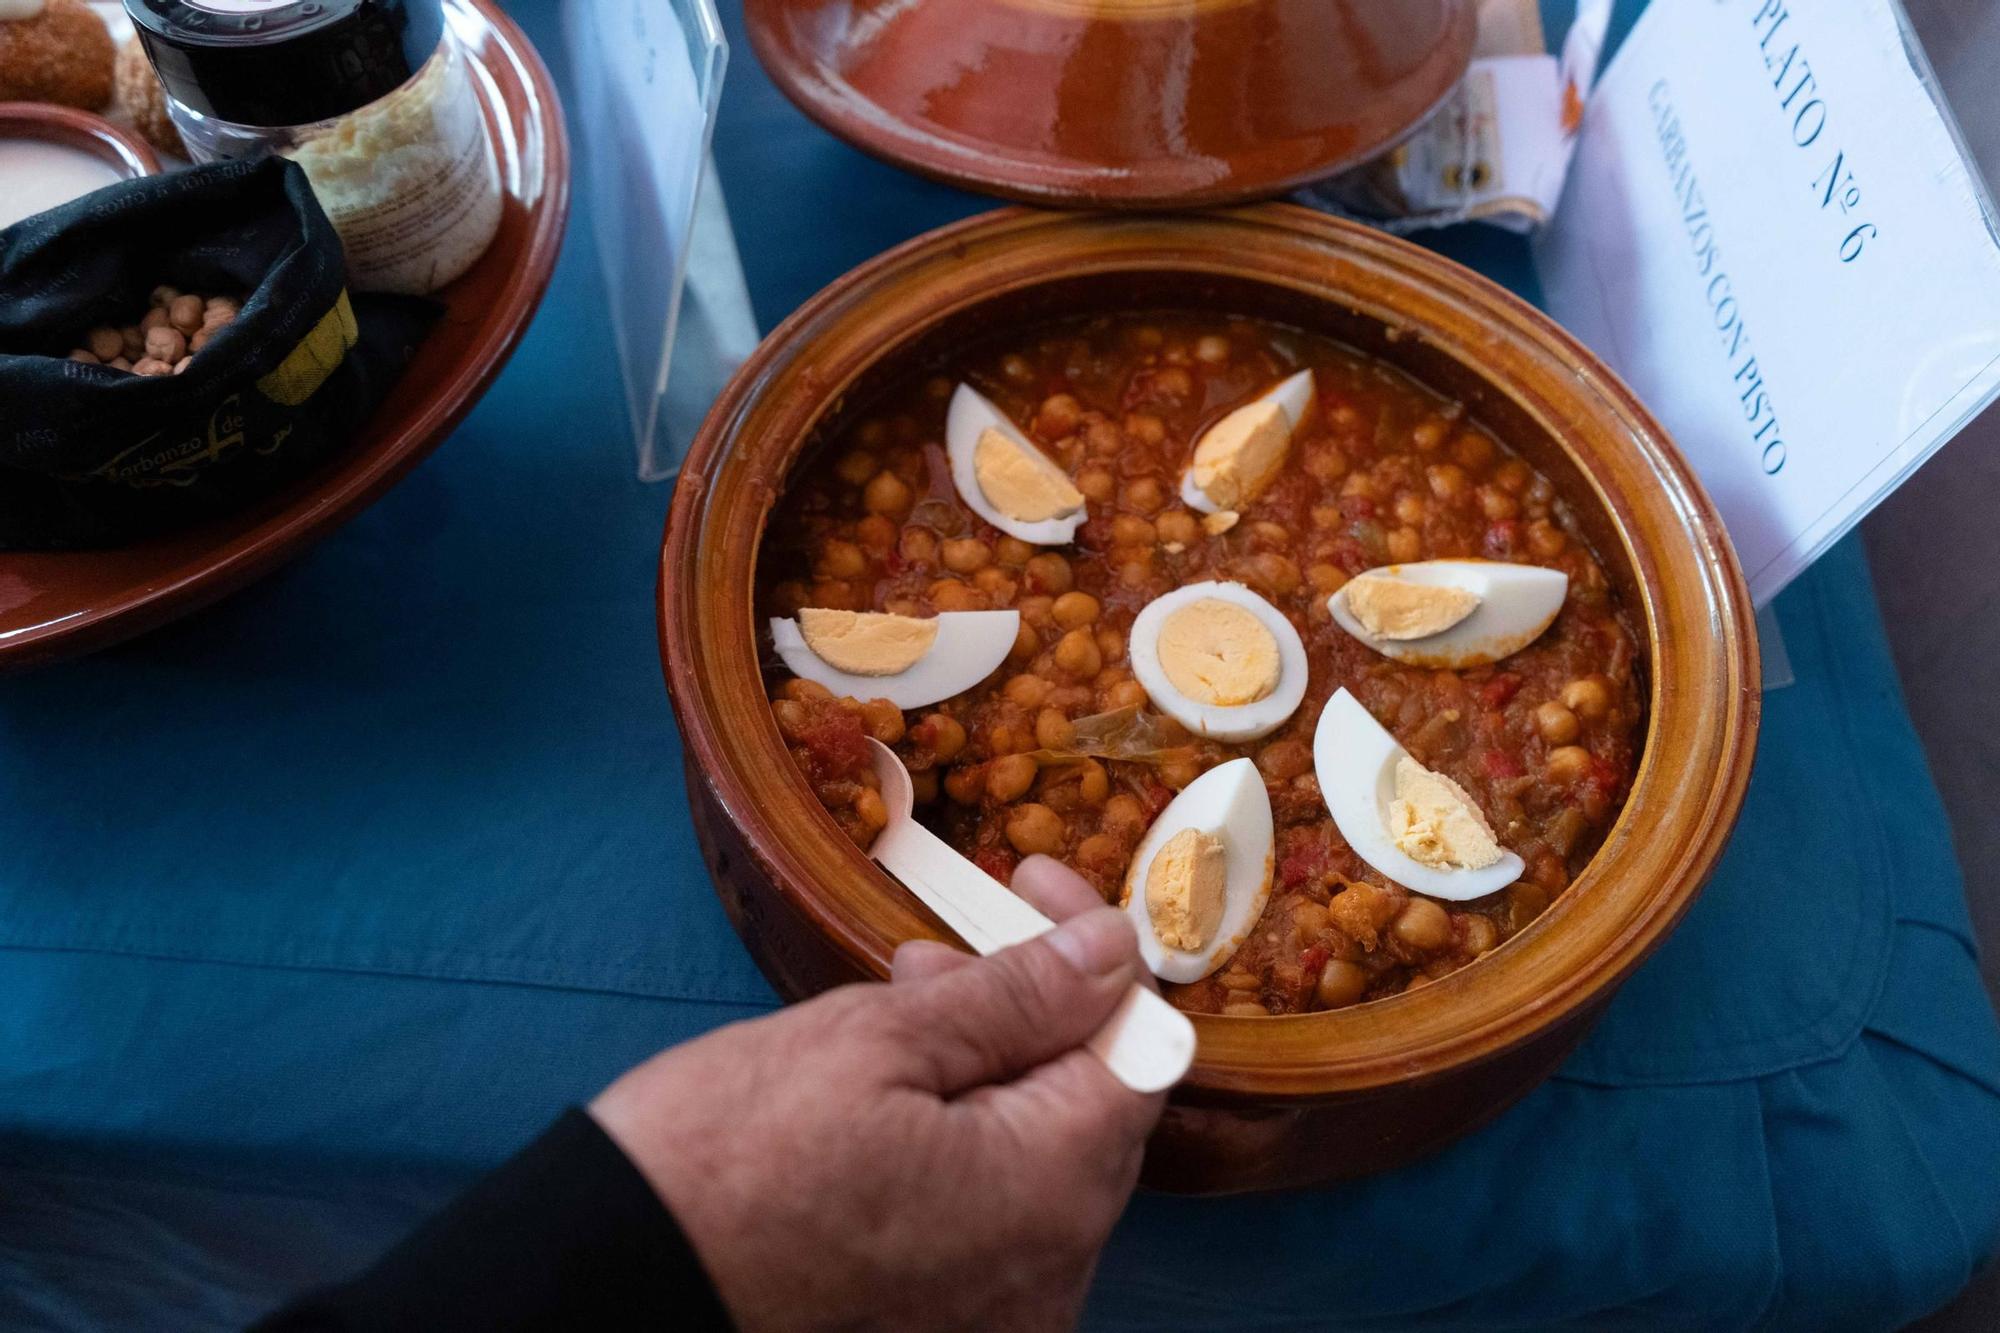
(561, 0, 734, 480)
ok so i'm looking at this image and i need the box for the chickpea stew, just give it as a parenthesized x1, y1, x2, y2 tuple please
(757, 312, 1644, 1016)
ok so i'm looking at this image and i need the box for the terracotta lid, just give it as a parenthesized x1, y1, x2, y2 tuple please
(744, 0, 1476, 208)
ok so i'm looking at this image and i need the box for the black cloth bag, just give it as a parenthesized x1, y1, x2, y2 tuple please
(0, 157, 437, 549)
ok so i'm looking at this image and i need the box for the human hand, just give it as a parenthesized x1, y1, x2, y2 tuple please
(590, 856, 1167, 1331)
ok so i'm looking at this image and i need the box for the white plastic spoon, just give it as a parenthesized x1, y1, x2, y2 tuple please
(864, 740, 1197, 1095)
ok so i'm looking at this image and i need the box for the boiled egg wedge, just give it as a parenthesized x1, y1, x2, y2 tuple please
(1328, 560, 1568, 669)
(1313, 688, 1524, 901)
(1120, 758, 1275, 983)
(770, 608, 1020, 709)
(1179, 370, 1315, 514)
(945, 383, 1087, 546)
(1128, 581, 1308, 743)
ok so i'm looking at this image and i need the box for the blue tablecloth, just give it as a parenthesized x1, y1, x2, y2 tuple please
(3, 2, 1997, 1329)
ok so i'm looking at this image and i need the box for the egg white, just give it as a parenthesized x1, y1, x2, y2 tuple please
(769, 610, 1020, 710)
(1119, 758, 1275, 983)
(1328, 560, 1568, 668)
(944, 384, 1086, 546)
(1312, 687, 1524, 901)
(1128, 581, 1308, 743)
(1178, 369, 1316, 515)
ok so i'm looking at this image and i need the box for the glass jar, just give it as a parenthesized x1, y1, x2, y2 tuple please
(127, 0, 501, 295)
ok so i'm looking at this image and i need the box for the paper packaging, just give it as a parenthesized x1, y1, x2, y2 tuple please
(1535, 0, 2000, 607)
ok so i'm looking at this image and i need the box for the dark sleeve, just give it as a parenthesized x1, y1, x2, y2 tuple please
(254, 1108, 733, 1332)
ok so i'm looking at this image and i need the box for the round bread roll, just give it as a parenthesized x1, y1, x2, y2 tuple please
(114, 36, 183, 157)
(0, 0, 115, 110)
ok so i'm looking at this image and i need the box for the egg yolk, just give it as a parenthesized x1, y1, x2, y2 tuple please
(1344, 575, 1481, 641)
(1188, 399, 1291, 510)
(1388, 756, 1504, 870)
(972, 428, 1084, 523)
(1156, 598, 1280, 707)
(1144, 827, 1228, 951)
(796, 608, 938, 676)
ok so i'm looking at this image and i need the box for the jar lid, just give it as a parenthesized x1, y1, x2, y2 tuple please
(126, 0, 445, 128)
(744, 0, 1477, 209)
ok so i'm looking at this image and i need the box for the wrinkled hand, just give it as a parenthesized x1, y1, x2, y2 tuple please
(591, 856, 1167, 1331)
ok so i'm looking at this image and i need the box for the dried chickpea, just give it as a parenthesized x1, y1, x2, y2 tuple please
(1053, 628, 1102, 679)
(86, 326, 123, 361)
(1051, 591, 1099, 630)
(168, 294, 205, 336)
(987, 754, 1038, 802)
(863, 469, 913, 516)
(132, 357, 173, 376)
(1023, 552, 1072, 594)
(139, 306, 170, 334)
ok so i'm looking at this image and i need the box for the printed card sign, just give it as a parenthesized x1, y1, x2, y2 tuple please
(1535, 0, 2000, 605)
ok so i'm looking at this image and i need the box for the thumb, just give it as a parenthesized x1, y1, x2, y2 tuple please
(889, 906, 1141, 1095)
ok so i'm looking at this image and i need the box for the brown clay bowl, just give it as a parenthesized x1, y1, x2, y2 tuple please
(744, 0, 1476, 208)
(659, 206, 1760, 1193)
(0, 0, 566, 670)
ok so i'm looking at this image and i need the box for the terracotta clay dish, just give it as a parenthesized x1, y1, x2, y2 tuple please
(0, 100, 160, 182)
(661, 207, 1760, 1191)
(0, 0, 567, 670)
(744, 0, 1477, 208)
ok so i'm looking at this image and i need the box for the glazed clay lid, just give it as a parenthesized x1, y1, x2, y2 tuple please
(744, 0, 1477, 208)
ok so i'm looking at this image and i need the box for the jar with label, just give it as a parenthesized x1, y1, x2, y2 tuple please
(126, 0, 501, 295)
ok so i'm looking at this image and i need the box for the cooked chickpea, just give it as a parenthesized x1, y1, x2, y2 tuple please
(899, 528, 938, 567)
(815, 539, 868, 579)
(1526, 519, 1568, 558)
(1156, 510, 1199, 546)
(835, 450, 877, 486)
(1094, 626, 1123, 661)
(1386, 526, 1422, 563)
(1102, 794, 1145, 833)
(1534, 700, 1580, 745)
(863, 469, 912, 516)
(1054, 628, 1102, 678)
(1222, 1000, 1271, 1017)
(1393, 898, 1453, 952)
(1545, 745, 1593, 783)
(1051, 591, 1100, 629)
(1018, 595, 1054, 627)
(1307, 563, 1348, 595)
(1075, 760, 1109, 804)
(929, 579, 985, 611)
(942, 537, 992, 573)
(1303, 444, 1349, 483)
(771, 698, 807, 740)
(1036, 707, 1074, 750)
(944, 765, 984, 805)
(1507, 882, 1550, 932)
(854, 515, 897, 552)
(987, 754, 1038, 802)
(1123, 477, 1165, 513)
(1110, 514, 1156, 546)
(1426, 463, 1469, 502)
(1005, 673, 1051, 709)
(1124, 413, 1166, 446)
(782, 678, 833, 702)
(1257, 738, 1313, 782)
(1477, 486, 1520, 521)
(1315, 959, 1369, 1008)
(1009, 619, 1040, 662)
(854, 787, 888, 833)
(1462, 915, 1500, 956)
(996, 536, 1034, 567)
(1311, 504, 1342, 530)
(1085, 419, 1122, 456)
(1194, 334, 1232, 364)
(1001, 353, 1034, 384)
(1451, 432, 1496, 471)
(1035, 393, 1082, 439)
(1024, 552, 1073, 594)
(1249, 552, 1301, 596)
(1005, 803, 1066, 855)
(1392, 492, 1427, 527)
(1159, 756, 1200, 789)
(1249, 521, 1291, 549)
(1078, 467, 1116, 502)
(858, 698, 904, 744)
(1493, 458, 1532, 494)
(1101, 678, 1150, 710)
(1076, 833, 1125, 874)
(1411, 415, 1451, 452)
(1560, 676, 1612, 721)
(919, 713, 966, 760)
(972, 567, 1017, 601)
(1292, 900, 1330, 943)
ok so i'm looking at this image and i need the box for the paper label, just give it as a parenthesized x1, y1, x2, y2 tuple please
(1534, 0, 2000, 605)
